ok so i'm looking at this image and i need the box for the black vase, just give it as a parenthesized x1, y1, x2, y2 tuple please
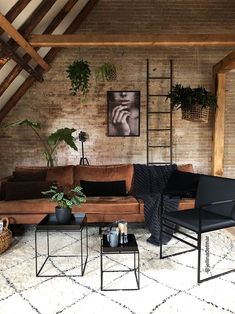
(55, 207, 71, 224)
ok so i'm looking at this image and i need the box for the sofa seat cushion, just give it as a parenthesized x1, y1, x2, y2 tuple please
(0, 199, 56, 214)
(0, 195, 141, 215)
(74, 195, 141, 214)
(74, 164, 134, 193)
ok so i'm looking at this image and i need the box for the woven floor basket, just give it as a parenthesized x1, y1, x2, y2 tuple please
(0, 217, 12, 254)
(182, 104, 209, 123)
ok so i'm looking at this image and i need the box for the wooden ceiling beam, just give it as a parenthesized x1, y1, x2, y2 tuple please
(0, 39, 43, 82)
(0, 0, 99, 122)
(213, 51, 235, 74)
(29, 34, 235, 47)
(0, 13, 50, 71)
(0, 0, 79, 97)
(0, 0, 31, 36)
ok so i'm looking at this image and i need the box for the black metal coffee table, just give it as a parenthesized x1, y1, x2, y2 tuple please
(100, 233, 140, 291)
(35, 213, 88, 277)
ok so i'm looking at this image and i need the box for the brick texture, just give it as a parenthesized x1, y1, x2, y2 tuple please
(1, 0, 235, 177)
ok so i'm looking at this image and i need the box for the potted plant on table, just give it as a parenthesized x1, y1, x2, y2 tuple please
(166, 84, 217, 123)
(42, 185, 86, 224)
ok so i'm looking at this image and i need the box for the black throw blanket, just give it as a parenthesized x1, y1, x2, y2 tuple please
(133, 164, 180, 245)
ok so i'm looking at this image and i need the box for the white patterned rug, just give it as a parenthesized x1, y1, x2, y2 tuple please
(0, 226, 235, 314)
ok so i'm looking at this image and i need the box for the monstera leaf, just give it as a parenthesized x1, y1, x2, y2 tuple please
(48, 128, 78, 151)
(1, 119, 78, 167)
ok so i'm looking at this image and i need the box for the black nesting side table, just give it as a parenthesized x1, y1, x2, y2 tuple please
(35, 213, 88, 277)
(100, 234, 140, 291)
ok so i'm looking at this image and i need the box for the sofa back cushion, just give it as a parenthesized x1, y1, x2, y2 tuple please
(13, 168, 47, 182)
(177, 164, 194, 173)
(46, 165, 74, 187)
(74, 164, 134, 193)
(4, 181, 53, 201)
(80, 180, 127, 196)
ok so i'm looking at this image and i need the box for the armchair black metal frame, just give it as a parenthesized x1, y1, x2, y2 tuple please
(160, 175, 235, 283)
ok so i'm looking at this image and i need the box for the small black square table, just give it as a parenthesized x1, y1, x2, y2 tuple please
(35, 213, 88, 277)
(100, 234, 140, 291)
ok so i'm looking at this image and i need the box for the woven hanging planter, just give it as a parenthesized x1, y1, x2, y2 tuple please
(0, 217, 12, 254)
(181, 103, 209, 123)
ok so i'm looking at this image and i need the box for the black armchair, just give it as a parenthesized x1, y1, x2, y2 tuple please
(160, 174, 235, 283)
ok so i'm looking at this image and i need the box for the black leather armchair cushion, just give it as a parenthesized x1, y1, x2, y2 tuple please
(164, 170, 200, 198)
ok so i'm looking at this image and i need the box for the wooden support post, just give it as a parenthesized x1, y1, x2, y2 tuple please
(0, 39, 43, 82)
(212, 73, 226, 176)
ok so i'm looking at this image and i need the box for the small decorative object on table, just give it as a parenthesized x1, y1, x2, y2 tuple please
(107, 229, 119, 247)
(118, 220, 128, 244)
(42, 185, 86, 224)
(0, 217, 12, 254)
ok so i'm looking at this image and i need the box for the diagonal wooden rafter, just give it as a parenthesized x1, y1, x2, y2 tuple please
(29, 34, 235, 47)
(0, 0, 57, 70)
(2, 0, 57, 51)
(0, 38, 43, 82)
(0, 13, 50, 71)
(0, 0, 31, 36)
(0, 0, 78, 97)
(213, 50, 235, 74)
(0, 0, 99, 122)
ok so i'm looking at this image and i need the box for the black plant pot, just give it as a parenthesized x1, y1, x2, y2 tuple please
(55, 207, 71, 224)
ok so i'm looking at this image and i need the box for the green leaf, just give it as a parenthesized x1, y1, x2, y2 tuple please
(48, 128, 78, 151)
(0, 119, 41, 129)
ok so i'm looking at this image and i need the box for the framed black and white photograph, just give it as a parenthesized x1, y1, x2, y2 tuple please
(107, 91, 140, 137)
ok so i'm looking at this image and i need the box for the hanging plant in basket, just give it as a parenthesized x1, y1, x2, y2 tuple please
(95, 62, 117, 82)
(66, 59, 91, 96)
(166, 84, 217, 123)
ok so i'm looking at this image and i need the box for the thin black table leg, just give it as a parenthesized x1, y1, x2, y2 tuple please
(197, 232, 201, 283)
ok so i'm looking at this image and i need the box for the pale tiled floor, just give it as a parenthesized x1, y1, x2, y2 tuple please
(0, 226, 234, 314)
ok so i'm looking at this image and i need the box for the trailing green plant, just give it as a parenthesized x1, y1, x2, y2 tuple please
(66, 59, 91, 96)
(95, 62, 117, 82)
(166, 84, 217, 110)
(42, 185, 86, 209)
(1, 119, 78, 167)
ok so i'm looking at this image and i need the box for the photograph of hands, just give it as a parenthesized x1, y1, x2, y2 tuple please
(107, 91, 140, 136)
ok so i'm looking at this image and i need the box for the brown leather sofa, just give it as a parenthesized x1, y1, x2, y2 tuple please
(0, 164, 195, 224)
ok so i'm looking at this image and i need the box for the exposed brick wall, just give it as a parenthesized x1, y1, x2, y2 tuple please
(1, 0, 235, 178)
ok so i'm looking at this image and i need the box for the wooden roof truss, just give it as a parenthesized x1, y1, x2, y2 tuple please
(0, 0, 98, 121)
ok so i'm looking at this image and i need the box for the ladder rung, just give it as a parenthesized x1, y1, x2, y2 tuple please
(148, 76, 171, 80)
(148, 111, 171, 114)
(149, 94, 168, 97)
(148, 162, 171, 165)
(148, 145, 171, 148)
(148, 128, 170, 131)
